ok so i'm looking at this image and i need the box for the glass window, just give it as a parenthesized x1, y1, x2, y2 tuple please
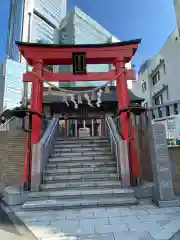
(158, 108, 162, 118)
(166, 106, 170, 116)
(144, 102, 148, 108)
(174, 103, 178, 115)
(162, 88, 168, 102)
(163, 63, 166, 74)
(153, 87, 168, 106)
(142, 82, 146, 92)
(152, 71, 160, 85)
(154, 94, 162, 105)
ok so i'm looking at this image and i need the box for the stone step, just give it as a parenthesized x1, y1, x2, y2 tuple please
(46, 161, 116, 169)
(55, 139, 109, 144)
(40, 180, 121, 191)
(54, 143, 110, 148)
(44, 177, 118, 185)
(44, 166, 116, 175)
(49, 155, 115, 162)
(27, 188, 134, 201)
(44, 172, 117, 183)
(56, 136, 108, 141)
(51, 151, 112, 158)
(52, 147, 111, 153)
(22, 197, 138, 211)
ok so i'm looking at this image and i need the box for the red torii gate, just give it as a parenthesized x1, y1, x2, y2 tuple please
(17, 39, 141, 187)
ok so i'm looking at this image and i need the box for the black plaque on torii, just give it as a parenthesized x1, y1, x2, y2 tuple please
(73, 52, 87, 74)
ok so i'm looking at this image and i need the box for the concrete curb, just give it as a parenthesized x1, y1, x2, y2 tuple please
(0, 201, 38, 240)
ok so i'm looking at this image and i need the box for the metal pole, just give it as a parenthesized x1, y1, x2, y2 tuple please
(92, 119, 94, 136)
(99, 119, 102, 136)
(75, 120, 78, 137)
(23, 12, 31, 108)
(67, 120, 69, 137)
(23, 12, 32, 191)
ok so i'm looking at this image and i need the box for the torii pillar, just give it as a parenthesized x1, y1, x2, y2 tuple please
(114, 60, 138, 185)
(31, 60, 44, 144)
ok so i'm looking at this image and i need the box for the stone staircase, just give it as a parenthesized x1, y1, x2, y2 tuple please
(22, 137, 138, 210)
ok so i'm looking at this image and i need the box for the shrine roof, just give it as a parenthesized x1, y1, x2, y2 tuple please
(16, 39, 141, 49)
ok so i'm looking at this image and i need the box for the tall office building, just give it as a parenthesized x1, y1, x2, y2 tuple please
(56, 7, 120, 87)
(6, 0, 25, 62)
(0, 59, 25, 109)
(56, 8, 133, 88)
(6, 0, 67, 62)
(1, 0, 67, 110)
(174, 0, 180, 36)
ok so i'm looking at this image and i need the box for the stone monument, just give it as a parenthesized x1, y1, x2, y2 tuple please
(150, 123, 180, 207)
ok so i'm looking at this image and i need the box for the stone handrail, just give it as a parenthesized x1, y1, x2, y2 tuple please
(31, 117, 60, 191)
(105, 115, 130, 187)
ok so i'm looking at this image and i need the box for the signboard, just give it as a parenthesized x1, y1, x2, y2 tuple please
(73, 52, 87, 75)
(153, 115, 180, 146)
(79, 128, 90, 137)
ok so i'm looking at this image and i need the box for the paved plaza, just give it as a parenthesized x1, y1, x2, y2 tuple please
(11, 200, 180, 240)
(0, 230, 24, 240)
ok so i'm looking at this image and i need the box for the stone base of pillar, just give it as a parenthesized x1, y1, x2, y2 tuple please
(3, 185, 27, 206)
(133, 182, 153, 199)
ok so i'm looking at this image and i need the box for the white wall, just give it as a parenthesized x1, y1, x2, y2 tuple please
(21, 0, 34, 43)
(133, 27, 180, 106)
(158, 27, 180, 101)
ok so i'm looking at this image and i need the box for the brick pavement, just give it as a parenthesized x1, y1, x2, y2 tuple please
(12, 201, 180, 240)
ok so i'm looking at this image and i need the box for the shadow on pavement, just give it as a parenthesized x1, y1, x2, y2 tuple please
(0, 206, 21, 236)
(0, 201, 38, 240)
(170, 230, 180, 240)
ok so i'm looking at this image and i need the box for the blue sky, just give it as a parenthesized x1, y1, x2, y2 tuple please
(0, 0, 177, 69)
